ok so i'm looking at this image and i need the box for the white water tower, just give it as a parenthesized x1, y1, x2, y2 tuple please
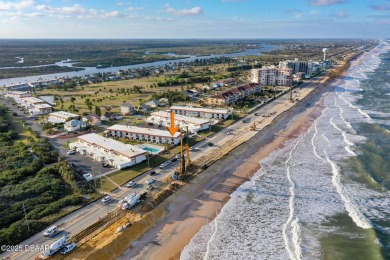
(322, 48, 329, 61)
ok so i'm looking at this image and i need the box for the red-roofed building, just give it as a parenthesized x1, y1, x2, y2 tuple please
(205, 83, 261, 105)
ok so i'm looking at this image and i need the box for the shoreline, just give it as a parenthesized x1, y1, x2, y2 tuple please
(118, 58, 362, 260)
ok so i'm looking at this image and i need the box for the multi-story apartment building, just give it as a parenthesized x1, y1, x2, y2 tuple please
(205, 82, 261, 105)
(69, 133, 146, 169)
(251, 66, 292, 86)
(147, 111, 210, 133)
(106, 125, 181, 145)
(169, 106, 232, 120)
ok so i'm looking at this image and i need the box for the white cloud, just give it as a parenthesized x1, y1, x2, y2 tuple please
(164, 4, 203, 16)
(308, 0, 346, 6)
(35, 4, 124, 19)
(0, 0, 34, 11)
(128, 6, 144, 12)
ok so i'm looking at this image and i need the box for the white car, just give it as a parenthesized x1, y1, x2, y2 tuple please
(189, 146, 196, 151)
(43, 225, 58, 237)
(159, 163, 166, 169)
(82, 173, 93, 181)
(145, 178, 155, 185)
(60, 243, 76, 255)
(67, 150, 76, 155)
(101, 195, 112, 203)
(126, 181, 136, 188)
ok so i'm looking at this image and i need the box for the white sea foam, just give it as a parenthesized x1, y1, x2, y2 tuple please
(181, 42, 390, 260)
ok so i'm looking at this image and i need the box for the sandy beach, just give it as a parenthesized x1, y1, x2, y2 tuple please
(118, 69, 351, 260)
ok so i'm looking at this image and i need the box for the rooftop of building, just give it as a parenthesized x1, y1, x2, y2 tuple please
(49, 111, 80, 119)
(151, 111, 210, 125)
(107, 124, 181, 138)
(170, 106, 230, 114)
(77, 133, 146, 159)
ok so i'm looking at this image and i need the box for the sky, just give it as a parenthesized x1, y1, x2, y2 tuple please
(0, 0, 390, 38)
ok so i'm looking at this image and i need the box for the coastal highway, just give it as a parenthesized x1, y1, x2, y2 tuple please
(0, 79, 321, 260)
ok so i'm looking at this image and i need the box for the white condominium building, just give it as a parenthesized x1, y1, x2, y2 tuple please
(106, 125, 181, 145)
(147, 111, 210, 133)
(169, 106, 232, 120)
(251, 66, 292, 86)
(69, 133, 147, 169)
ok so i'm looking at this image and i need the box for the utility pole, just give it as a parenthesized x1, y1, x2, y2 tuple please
(147, 149, 150, 168)
(22, 202, 30, 232)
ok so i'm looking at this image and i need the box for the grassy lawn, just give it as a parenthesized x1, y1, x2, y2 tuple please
(100, 153, 174, 191)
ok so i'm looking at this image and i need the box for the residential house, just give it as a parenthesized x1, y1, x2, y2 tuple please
(144, 100, 159, 108)
(64, 119, 86, 132)
(82, 114, 102, 126)
(120, 103, 135, 116)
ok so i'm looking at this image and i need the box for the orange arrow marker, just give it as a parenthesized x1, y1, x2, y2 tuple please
(167, 111, 179, 136)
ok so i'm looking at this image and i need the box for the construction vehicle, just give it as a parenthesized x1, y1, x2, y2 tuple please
(40, 235, 69, 259)
(120, 193, 141, 210)
(172, 128, 191, 180)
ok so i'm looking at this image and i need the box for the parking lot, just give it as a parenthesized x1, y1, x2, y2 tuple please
(49, 136, 115, 178)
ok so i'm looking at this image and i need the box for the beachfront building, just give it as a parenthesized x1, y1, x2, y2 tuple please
(147, 111, 210, 133)
(205, 82, 261, 105)
(170, 106, 232, 120)
(106, 124, 181, 145)
(64, 119, 86, 132)
(69, 133, 147, 169)
(251, 66, 292, 86)
(48, 111, 80, 124)
(278, 58, 320, 78)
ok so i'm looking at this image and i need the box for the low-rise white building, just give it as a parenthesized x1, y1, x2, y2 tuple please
(69, 133, 147, 169)
(64, 119, 86, 132)
(170, 106, 232, 120)
(48, 111, 80, 124)
(147, 111, 210, 133)
(106, 125, 181, 145)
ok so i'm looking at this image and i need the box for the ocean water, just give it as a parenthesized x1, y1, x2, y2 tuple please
(181, 41, 390, 260)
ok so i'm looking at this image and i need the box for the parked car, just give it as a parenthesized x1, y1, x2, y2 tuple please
(208, 142, 214, 146)
(101, 195, 112, 203)
(43, 225, 58, 237)
(102, 162, 109, 167)
(82, 173, 93, 181)
(149, 171, 156, 176)
(189, 146, 196, 151)
(60, 243, 76, 255)
(67, 150, 76, 155)
(159, 163, 166, 169)
(145, 178, 155, 185)
(126, 181, 136, 188)
(175, 154, 180, 159)
(171, 158, 178, 162)
(255, 113, 261, 116)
